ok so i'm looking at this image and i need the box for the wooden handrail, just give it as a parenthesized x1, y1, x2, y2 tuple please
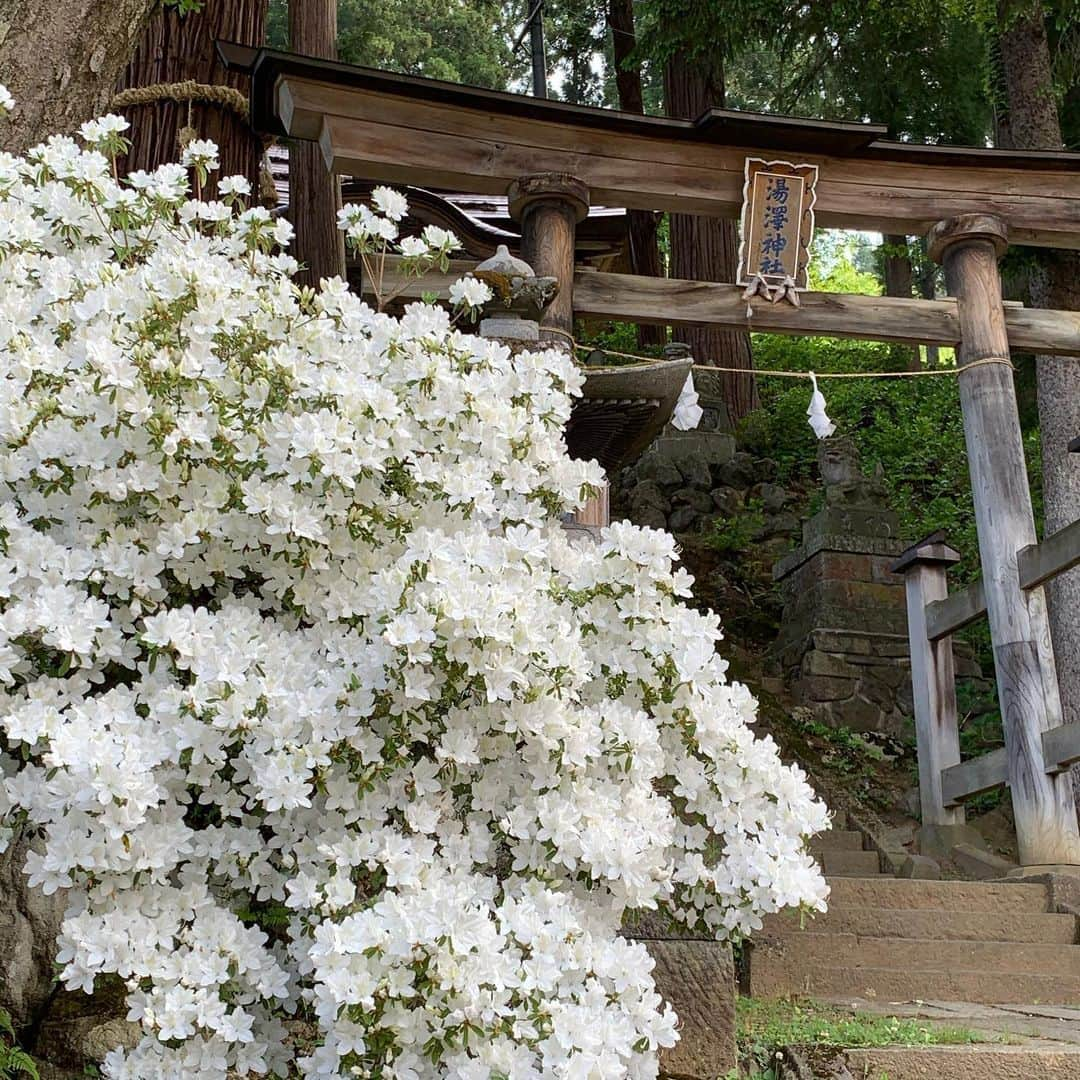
(925, 580, 986, 641)
(1018, 517, 1080, 591)
(942, 721, 1080, 805)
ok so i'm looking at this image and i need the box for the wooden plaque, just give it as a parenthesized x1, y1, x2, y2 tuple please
(737, 158, 818, 288)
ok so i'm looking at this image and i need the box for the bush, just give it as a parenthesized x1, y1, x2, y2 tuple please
(0, 96, 827, 1079)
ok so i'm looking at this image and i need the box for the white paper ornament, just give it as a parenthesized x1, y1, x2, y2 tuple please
(671, 372, 704, 430)
(807, 371, 836, 439)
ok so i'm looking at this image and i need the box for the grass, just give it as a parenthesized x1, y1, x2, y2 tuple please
(736, 996, 990, 1079)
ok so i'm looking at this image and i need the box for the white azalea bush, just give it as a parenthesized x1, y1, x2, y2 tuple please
(0, 94, 829, 1080)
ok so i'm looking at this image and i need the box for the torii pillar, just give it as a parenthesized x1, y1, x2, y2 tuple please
(929, 213, 1080, 869)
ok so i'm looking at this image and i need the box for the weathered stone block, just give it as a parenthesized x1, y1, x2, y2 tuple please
(34, 980, 141, 1070)
(645, 940, 736, 1080)
(628, 480, 670, 513)
(676, 457, 713, 491)
(793, 675, 855, 702)
(0, 829, 67, 1032)
(754, 512, 800, 541)
(899, 854, 942, 879)
(916, 823, 989, 860)
(670, 488, 713, 513)
(758, 482, 793, 512)
(715, 451, 757, 489)
(667, 506, 700, 533)
(801, 650, 861, 679)
(710, 486, 743, 516)
(637, 457, 683, 488)
(645, 432, 736, 471)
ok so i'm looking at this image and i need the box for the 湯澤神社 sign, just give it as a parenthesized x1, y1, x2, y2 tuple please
(737, 158, 818, 289)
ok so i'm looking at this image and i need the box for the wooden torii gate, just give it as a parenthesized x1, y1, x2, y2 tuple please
(221, 43, 1080, 870)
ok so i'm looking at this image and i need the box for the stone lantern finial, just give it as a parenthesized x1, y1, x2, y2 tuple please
(474, 244, 559, 342)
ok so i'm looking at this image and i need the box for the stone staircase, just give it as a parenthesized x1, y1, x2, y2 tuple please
(748, 821, 1080, 1006)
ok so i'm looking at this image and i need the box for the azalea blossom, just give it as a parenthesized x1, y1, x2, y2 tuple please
(448, 274, 494, 309)
(0, 86, 828, 1080)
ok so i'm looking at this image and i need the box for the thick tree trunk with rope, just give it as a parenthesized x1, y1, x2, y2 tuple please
(288, 0, 346, 288)
(607, 0, 664, 350)
(117, 0, 267, 193)
(0, 0, 157, 154)
(663, 47, 757, 422)
(997, 0, 1080, 809)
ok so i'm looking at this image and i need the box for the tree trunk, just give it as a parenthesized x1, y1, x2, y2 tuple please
(0, 0, 157, 154)
(289, 0, 346, 287)
(663, 48, 756, 422)
(997, 0, 1080, 806)
(607, 0, 664, 350)
(882, 233, 919, 370)
(118, 1, 267, 192)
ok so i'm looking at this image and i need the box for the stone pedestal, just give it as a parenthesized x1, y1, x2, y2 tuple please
(625, 914, 736, 1080)
(772, 439, 913, 735)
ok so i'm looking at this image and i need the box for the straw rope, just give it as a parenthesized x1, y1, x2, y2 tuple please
(537, 326, 1022, 380)
(111, 81, 250, 123)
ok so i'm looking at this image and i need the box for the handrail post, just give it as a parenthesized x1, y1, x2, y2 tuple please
(929, 214, 1080, 868)
(893, 538, 966, 843)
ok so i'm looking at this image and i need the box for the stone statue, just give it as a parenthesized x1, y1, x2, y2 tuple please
(819, 436, 888, 507)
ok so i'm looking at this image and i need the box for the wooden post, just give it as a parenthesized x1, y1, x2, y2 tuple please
(288, 0, 346, 288)
(508, 173, 589, 345)
(929, 213, 1080, 868)
(893, 540, 965, 832)
(508, 173, 609, 527)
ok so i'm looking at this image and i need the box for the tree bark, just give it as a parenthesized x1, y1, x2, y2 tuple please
(663, 47, 756, 422)
(882, 233, 919, 370)
(607, 0, 664, 349)
(997, 1, 1080, 805)
(118, 1, 268, 192)
(0, 0, 157, 154)
(289, 0, 346, 287)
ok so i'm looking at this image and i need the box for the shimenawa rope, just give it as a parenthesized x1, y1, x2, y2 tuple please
(536, 325, 1019, 380)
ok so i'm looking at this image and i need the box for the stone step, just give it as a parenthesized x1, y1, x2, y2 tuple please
(825, 876, 1049, 913)
(753, 932, 1080, 978)
(818, 849, 880, 876)
(843, 1044, 1080, 1080)
(762, 906, 1078, 944)
(748, 959, 1080, 1005)
(809, 829, 865, 853)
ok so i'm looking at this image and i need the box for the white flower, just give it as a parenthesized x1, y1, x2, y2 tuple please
(218, 175, 251, 198)
(399, 235, 430, 258)
(0, 85, 14, 117)
(448, 275, 493, 309)
(421, 223, 458, 251)
(372, 185, 409, 221)
(181, 139, 220, 172)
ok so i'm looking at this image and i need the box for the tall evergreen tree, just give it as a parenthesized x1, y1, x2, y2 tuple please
(994, 0, 1080, 773)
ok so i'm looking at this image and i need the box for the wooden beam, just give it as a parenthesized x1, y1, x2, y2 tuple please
(925, 580, 987, 641)
(942, 723, 1080, 802)
(942, 748, 1008, 806)
(254, 64, 1080, 249)
(366, 260, 1080, 357)
(1018, 517, 1080, 591)
(1042, 721, 1080, 774)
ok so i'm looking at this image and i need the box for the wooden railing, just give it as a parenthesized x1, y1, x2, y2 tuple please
(894, 519, 1080, 829)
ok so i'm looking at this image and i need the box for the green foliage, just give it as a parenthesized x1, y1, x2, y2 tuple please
(266, 0, 517, 88)
(737, 996, 987, 1078)
(0, 1009, 38, 1080)
(707, 501, 764, 556)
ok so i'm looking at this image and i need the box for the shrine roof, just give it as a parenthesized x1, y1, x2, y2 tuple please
(221, 42, 1080, 171)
